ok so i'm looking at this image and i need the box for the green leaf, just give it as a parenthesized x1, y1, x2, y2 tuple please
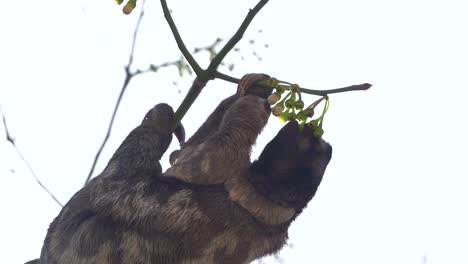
(149, 64, 158, 72)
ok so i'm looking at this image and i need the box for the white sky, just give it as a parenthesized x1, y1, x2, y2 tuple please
(0, 0, 467, 263)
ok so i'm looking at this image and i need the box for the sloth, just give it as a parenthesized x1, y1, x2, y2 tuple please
(28, 74, 332, 264)
(30, 104, 184, 264)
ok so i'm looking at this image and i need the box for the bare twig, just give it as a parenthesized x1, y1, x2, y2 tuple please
(84, 0, 147, 185)
(135, 38, 224, 76)
(162, 0, 269, 128)
(206, 0, 269, 74)
(86, 0, 372, 184)
(298, 83, 372, 95)
(216, 71, 371, 95)
(85, 4, 225, 184)
(160, 0, 202, 75)
(214, 71, 240, 83)
(1, 107, 14, 144)
(0, 106, 63, 207)
(263, 81, 372, 95)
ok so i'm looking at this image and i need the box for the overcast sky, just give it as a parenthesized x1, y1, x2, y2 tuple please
(1, 0, 467, 263)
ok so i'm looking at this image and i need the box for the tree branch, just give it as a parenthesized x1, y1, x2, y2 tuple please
(85, 3, 227, 183)
(87, 0, 372, 184)
(0, 106, 63, 207)
(216, 71, 372, 95)
(84, 73, 133, 185)
(214, 71, 240, 83)
(298, 83, 372, 96)
(84, 0, 146, 185)
(135, 38, 224, 76)
(160, 0, 202, 75)
(206, 0, 269, 74)
(166, 0, 269, 128)
(172, 77, 207, 129)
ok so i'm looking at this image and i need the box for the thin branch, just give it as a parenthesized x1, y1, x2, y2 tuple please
(193, 38, 223, 53)
(84, 74, 132, 185)
(1, 107, 14, 144)
(0, 106, 63, 207)
(215, 71, 372, 96)
(206, 0, 269, 74)
(298, 83, 372, 96)
(127, 0, 146, 66)
(169, 0, 269, 127)
(172, 77, 207, 129)
(214, 71, 240, 83)
(260, 81, 372, 96)
(135, 38, 224, 76)
(160, 0, 202, 75)
(84, 0, 146, 185)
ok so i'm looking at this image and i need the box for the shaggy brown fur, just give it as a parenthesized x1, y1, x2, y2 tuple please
(30, 74, 332, 264)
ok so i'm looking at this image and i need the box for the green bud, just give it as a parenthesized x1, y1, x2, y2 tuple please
(313, 127, 324, 137)
(287, 112, 297, 121)
(297, 111, 307, 122)
(294, 100, 304, 110)
(285, 99, 295, 109)
(276, 85, 286, 94)
(150, 64, 158, 72)
(310, 119, 319, 128)
(266, 77, 278, 87)
(290, 83, 300, 93)
(304, 108, 314, 118)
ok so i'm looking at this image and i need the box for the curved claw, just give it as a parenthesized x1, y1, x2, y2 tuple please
(174, 123, 185, 144)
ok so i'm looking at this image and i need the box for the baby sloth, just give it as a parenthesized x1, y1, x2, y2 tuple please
(29, 74, 332, 264)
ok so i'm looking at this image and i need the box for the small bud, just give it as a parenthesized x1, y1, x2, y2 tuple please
(297, 111, 307, 122)
(290, 83, 300, 93)
(309, 119, 319, 128)
(266, 77, 278, 87)
(272, 105, 283, 116)
(285, 99, 295, 109)
(313, 127, 324, 137)
(287, 112, 297, 121)
(304, 109, 314, 118)
(267, 93, 281, 105)
(150, 64, 158, 72)
(123, 0, 136, 14)
(294, 100, 304, 110)
(276, 85, 285, 94)
(116, 0, 124, 5)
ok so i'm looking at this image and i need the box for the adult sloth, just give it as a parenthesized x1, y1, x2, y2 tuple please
(30, 74, 332, 264)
